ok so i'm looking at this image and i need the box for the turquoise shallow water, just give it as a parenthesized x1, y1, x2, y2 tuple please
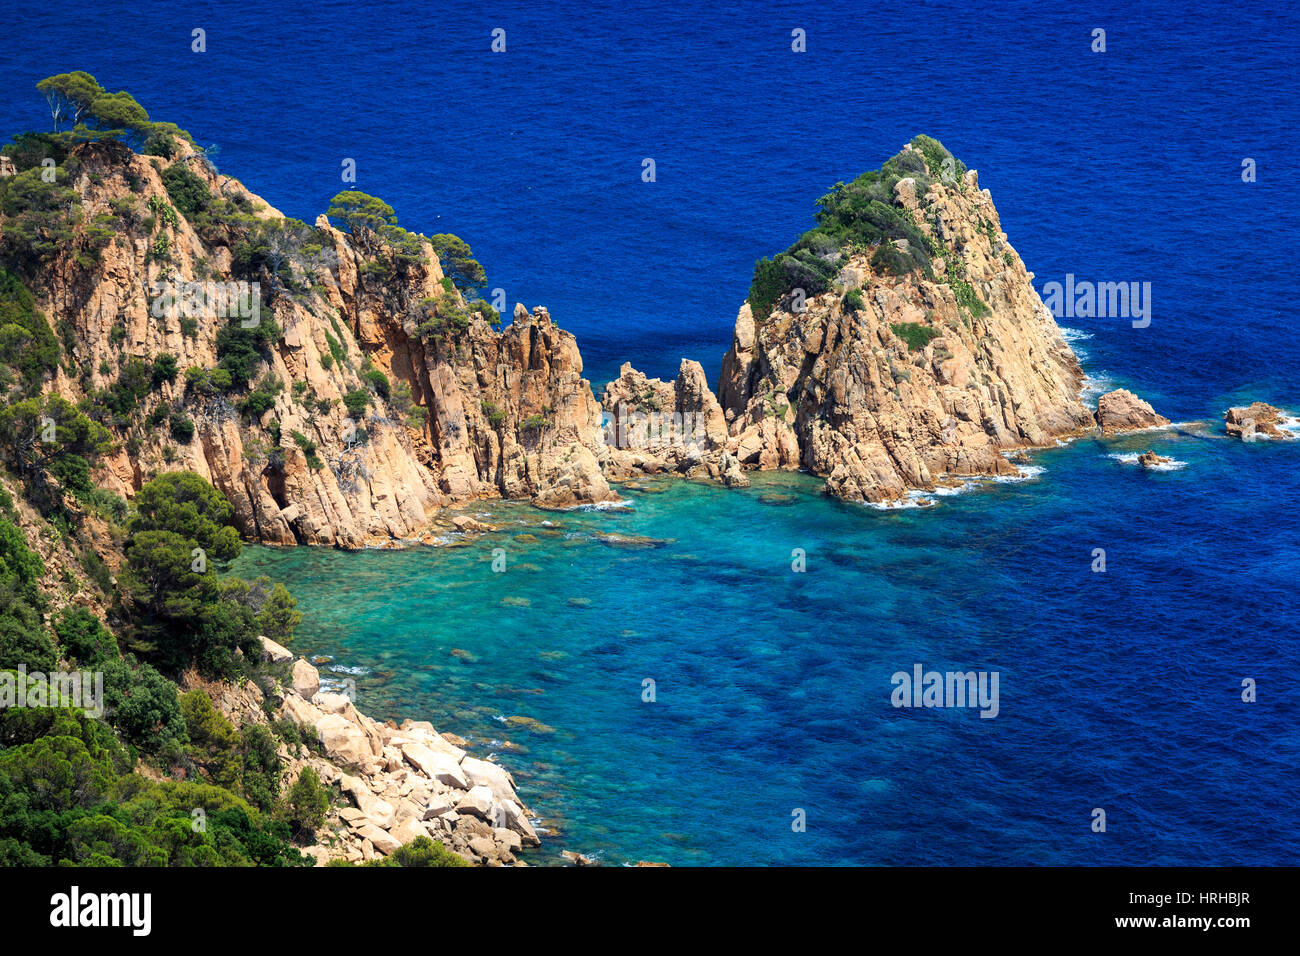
(233, 421, 1300, 866)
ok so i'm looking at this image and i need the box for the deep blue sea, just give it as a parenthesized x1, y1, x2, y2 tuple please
(5, 1, 1298, 865)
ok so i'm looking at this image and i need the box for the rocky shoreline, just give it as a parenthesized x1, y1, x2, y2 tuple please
(208, 638, 542, 865)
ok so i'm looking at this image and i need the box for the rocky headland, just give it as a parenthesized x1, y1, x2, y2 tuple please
(10, 130, 1184, 538)
(604, 138, 1168, 503)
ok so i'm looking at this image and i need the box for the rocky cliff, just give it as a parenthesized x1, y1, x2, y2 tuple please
(713, 138, 1100, 502)
(14, 138, 613, 548)
(7, 131, 1171, 532)
(600, 139, 1173, 503)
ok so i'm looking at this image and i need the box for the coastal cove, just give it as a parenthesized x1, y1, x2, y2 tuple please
(234, 422, 1300, 866)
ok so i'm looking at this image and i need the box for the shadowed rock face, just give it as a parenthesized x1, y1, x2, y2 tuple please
(714, 146, 1098, 503)
(32, 141, 613, 548)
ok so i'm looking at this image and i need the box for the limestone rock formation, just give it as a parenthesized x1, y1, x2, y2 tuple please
(1224, 402, 1293, 440)
(1095, 389, 1170, 435)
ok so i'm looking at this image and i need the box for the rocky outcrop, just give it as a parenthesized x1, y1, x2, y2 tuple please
(714, 144, 1098, 503)
(1224, 402, 1293, 440)
(1095, 389, 1170, 435)
(600, 360, 730, 481)
(30, 140, 613, 549)
(215, 657, 539, 866)
(1138, 451, 1173, 469)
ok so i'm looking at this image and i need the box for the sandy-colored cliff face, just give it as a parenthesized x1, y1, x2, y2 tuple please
(29, 140, 612, 547)
(715, 144, 1097, 502)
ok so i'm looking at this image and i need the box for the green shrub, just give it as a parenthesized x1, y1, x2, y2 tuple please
(143, 130, 176, 159)
(241, 723, 281, 812)
(323, 330, 346, 365)
(871, 243, 917, 277)
(160, 163, 211, 219)
(53, 607, 117, 665)
(284, 766, 329, 836)
(890, 321, 941, 351)
(0, 270, 60, 393)
(469, 298, 500, 327)
(950, 277, 991, 318)
(169, 412, 195, 442)
(342, 388, 370, 419)
(362, 366, 390, 400)
(215, 313, 279, 389)
(367, 835, 468, 867)
(181, 689, 242, 790)
(291, 431, 323, 470)
(842, 288, 865, 312)
(101, 654, 186, 754)
(151, 352, 178, 385)
(745, 137, 965, 320)
(146, 232, 171, 264)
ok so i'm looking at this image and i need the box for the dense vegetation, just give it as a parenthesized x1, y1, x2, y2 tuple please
(746, 134, 968, 323)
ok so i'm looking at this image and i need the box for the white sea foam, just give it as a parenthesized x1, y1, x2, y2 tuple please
(1145, 458, 1187, 471)
(1262, 413, 1300, 440)
(932, 483, 972, 496)
(1059, 326, 1094, 360)
(569, 499, 634, 512)
(865, 490, 936, 510)
(993, 464, 1046, 483)
(864, 461, 1045, 509)
(1081, 371, 1115, 407)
